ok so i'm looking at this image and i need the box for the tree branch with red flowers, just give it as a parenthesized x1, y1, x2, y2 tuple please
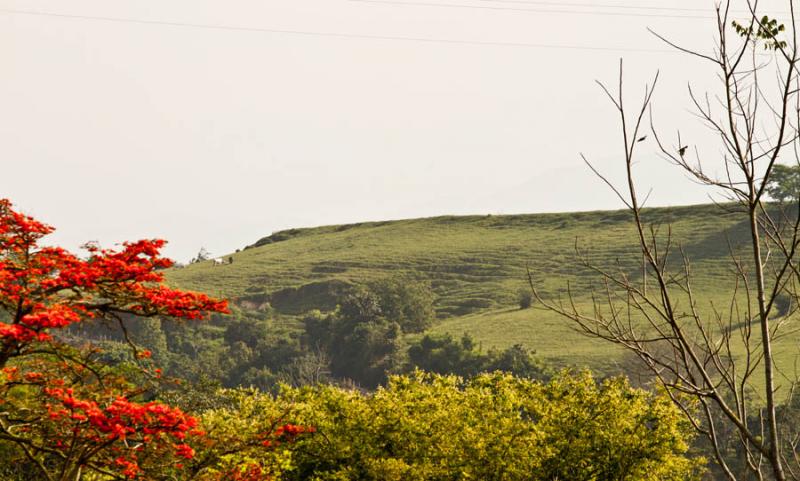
(0, 199, 229, 480)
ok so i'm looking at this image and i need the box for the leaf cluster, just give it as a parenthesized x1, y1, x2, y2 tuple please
(732, 16, 787, 50)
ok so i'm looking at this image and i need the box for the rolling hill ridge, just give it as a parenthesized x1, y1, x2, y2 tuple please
(166, 203, 757, 372)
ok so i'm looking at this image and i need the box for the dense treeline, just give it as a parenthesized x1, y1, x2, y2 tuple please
(72, 276, 547, 391)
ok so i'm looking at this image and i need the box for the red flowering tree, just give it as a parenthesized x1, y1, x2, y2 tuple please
(0, 199, 230, 480)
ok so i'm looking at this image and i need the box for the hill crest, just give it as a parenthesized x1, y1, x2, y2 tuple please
(167, 202, 746, 371)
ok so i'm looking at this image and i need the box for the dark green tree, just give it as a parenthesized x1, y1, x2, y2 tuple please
(766, 163, 800, 202)
(483, 343, 549, 379)
(407, 333, 481, 376)
(518, 287, 533, 309)
(303, 291, 404, 388)
(368, 277, 435, 333)
(407, 333, 548, 380)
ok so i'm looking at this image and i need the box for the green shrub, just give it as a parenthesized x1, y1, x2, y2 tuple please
(223, 370, 706, 481)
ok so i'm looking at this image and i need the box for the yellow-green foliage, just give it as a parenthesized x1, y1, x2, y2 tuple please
(210, 371, 706, 481)
(189, 389, 296, 480)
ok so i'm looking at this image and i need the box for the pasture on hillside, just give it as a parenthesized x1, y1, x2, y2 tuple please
(167, 202, 796, 386)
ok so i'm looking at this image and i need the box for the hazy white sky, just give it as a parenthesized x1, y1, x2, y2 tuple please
(0, 0, 788, 260)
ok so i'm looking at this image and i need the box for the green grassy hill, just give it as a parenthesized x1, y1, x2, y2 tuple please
(167, 203, 779, 374)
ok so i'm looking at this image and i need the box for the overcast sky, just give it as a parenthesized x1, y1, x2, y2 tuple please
(0, 0, 789, 260)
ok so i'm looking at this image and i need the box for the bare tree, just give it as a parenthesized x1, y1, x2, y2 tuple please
(531, 2, 800, 480)
(281, 345, 332, 387)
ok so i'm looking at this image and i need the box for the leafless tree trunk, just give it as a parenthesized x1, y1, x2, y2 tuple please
(531, 2, 800, 480)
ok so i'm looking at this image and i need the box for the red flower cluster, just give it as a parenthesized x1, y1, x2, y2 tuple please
(0, 199, 228, 347)
(259, 423, 316, 447)
(44, 387, 199, 441)
(40, 384, 203, 478)
(115, 457, 142, 478)
(275, 423, 315, 437)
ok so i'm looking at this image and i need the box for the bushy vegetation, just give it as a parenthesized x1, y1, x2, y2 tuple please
(218, 370, 706, 481)
(517, 287, 533, 309)
(407, 333, 547, 379)
(88, 276, 546, 391)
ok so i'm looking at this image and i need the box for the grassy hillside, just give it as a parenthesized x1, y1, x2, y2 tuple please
(167, 203, 774, 374)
